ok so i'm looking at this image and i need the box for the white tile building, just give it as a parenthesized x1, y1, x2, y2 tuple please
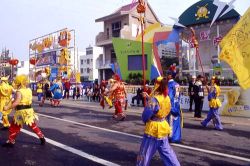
(79, 46, 103, 81)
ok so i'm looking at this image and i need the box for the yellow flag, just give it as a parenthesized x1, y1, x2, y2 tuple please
(219, 7, 250, 89)
(75, 72, 81, 83)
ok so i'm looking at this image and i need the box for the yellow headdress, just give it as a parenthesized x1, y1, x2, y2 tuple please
(150, 76, 163, 96)
(14, 75, 29, 87)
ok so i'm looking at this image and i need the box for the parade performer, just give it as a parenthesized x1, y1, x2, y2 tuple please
(167, 70, 182, 143)
(2, 75, 45, 147)
(50, 79, 63, 107)
(201, 76, 223, 130)
(108, 74, 127, 121)
(36, 80, 43, 101)
(104, 78, 116, 108)
(39, 79, 52, 106)
(137, 77, 180, 166)
(0, 76, 13, 130)
(100, 80, 109, 109)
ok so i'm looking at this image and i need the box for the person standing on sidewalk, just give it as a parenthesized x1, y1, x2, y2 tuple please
(188, 75, 196, 112)
(193, 75, 205, 118)
(137, 77, 180, 166)
(2, 75, 45, 147)
(63, 79, 71, 99)
(201, 76, 223, 130)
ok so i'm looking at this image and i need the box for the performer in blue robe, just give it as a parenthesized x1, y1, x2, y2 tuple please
(167, 71, 182, 143)
(201, 76, 223, 130)
(137, 77, 180, 166)
(50, 80, 63, 107)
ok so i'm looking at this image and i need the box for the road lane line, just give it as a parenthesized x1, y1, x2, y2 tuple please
(38, 113, 250, 163)
(21, 129, 120, 166)
(0, 120, 119, 166)
(38, 113, 142, 139)
(171, 143, 250, 162)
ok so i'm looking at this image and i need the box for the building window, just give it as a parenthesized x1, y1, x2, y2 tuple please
(80, 68, 83, 73)
(112, 21, 121, 30)
(86, 49, 93, 55)
(106, 28, 109, 38)
(87, 59, 90, 64)
(81, 60, 83, 65)
(112, 21, 121, 37)
(128, 54, 148, 71)
(87, 68, 90, 73)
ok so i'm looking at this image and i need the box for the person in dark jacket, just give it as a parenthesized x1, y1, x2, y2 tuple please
(188, 75, 196, 112)
(193, 75, 205, 118)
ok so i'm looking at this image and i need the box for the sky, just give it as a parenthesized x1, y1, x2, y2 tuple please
(0, 0, 249, 61)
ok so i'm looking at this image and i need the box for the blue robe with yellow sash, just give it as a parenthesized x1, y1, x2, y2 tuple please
(167, 79, 182, 143)
(137, 94, 180, 166)
(201, 84, 223, 130)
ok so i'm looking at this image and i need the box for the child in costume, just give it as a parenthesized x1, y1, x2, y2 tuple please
(100, 80, 109, 109)
(2, 75, 45, 147)
(39, 79, 52, 106)
(201, 76, 223, 130)
(50, 79, 63, 107)
(108, 74, 127, 121)
(36, 80, 43, 101)
(104, 78, 116, 108)
(0, 76, 13, 130)
(137, 77, 180, 166)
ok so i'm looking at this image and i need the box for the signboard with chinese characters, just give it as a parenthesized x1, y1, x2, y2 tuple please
(200, 30, 210, 41)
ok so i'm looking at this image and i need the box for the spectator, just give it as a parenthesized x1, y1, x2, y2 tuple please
(188, 75, 196, 112)
(93, 84, 100, 102)
(193, 75, 205, 118)
(63, 79, 71, 99)
(131, 87, 143, 106)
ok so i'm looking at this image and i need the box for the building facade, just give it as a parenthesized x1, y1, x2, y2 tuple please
(95, 2, 159, 82)
(79, 46, 103, 81)
(17, 60, 29, 75)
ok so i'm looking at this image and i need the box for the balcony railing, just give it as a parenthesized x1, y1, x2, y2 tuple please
(96, 30, 121, 46)
(96, 60, 113, 69)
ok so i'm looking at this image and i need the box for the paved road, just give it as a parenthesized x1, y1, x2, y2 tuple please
(0, 99, 249, 166)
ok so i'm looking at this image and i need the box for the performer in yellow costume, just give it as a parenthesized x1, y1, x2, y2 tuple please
(2, 75, 46, 147)
(137, 77, 180, 166)
(201, 76, 223, 130)
(0, 76, 13, 129)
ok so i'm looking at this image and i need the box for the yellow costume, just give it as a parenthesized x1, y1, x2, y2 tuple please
(3, 75, 45, 147)
(209, 84, 222, 108)
(14, 88, 38, 126)
(144, 95, 171, 138)
(0, 77, 13, 127)
(37, 83, 43, 93)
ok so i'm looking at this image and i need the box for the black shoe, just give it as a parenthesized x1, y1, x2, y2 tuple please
(40, 137, 46, 145)
(2, 142, 14, 148)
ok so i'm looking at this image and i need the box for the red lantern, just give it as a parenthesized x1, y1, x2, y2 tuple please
(9, 59, 19, 66)
(30, 57, 37, 65)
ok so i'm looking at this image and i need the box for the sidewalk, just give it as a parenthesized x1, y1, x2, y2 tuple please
(33, 97, 250, 126)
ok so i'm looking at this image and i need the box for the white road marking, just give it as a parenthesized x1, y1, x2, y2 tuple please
(38, 113, 250, 163)
(0, 120, 119, 166)
(38, 113, 141, 139)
